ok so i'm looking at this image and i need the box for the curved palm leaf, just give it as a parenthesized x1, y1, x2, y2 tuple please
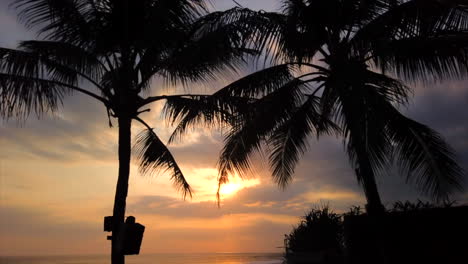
(324, 66, 411, 175)
(217, 78, 310, 181)
(370, 32, 468, 81)
(162, 64, 299, 142)
(386, 106, 464, 201)
(213, 64, 298, 98)
(137, 6, 274, 90)
(157, 42, 256, 85)
(193, 7, 287, 60)
(351, 0, 468, 45)
(336, 83, 394, 181)
(13, 0, 95, 46)
(163, 95, 251, 144)
(18, 40, 106, 82)
(0, 47, 77, 83)
(362, 68, 412, 103)
(279, 0, 332, 62)
(0, 41, 109, 118)
(267, 95, 335, 188)
(133, 127, 193, 199)
(338, 74, 465, 199)
(350, 0, 468, 76)
(0, 73, 71, 118)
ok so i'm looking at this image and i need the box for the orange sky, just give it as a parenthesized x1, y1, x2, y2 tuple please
(1, 0, 467, 256)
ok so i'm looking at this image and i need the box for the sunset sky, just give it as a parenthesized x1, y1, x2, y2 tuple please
(1, 0, 467, 256)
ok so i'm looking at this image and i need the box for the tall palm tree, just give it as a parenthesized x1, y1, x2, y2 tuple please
(0, 0, 254, 263)
(163, 0, 467, 214)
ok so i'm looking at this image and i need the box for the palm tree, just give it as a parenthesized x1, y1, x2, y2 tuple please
(163, 0, 467, 215)
(0, 0, 254, 263)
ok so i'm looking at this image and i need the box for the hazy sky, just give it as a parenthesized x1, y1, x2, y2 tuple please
(1, 0, 467, 256)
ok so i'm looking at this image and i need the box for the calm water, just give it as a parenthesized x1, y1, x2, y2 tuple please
(0, 253, 284, 264)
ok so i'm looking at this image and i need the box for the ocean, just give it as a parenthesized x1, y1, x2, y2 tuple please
(0, 253, 284, 264)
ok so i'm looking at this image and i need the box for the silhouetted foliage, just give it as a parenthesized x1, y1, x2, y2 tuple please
(390, 199, 457, 212)
(0, 1, 256, 263)
(286, 206, 344, 253)
(284, 206, 344, 264)
(343, 201, 468, 264)
(165, 0, 467, 213)
(285, 201, 464, 264)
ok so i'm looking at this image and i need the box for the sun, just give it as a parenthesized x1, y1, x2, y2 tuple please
(217, 177, 261, 197)
(219, 183, 242, 196)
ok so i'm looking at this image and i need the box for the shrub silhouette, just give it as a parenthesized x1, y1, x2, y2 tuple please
(285, 206, 344, 264)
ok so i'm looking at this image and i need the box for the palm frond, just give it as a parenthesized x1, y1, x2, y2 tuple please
(138, 6, 271, 87)
(333, 82, 394, 179)
(278, 0, 333, 62)
(157, 38, 256, 85)
(0, 73, 71, 118)
(143, 0, 206, 25)
(370, 32, 468, 81)
(162, 64, 300, 143)
(337, 75, 464, 200)
(351, 0, 468, 56)
(133, 128, 192, 199)
(163, 95, 251, 143)
(193, 7, 287, 61)
(124, 0, 207, 54)
(387, 110, 464, 201)
(0, 45, 107, 117)
(0, 47, 75, 84)
(217, 77, 308, 180)
(19, 40, 106, 84)
(0, 46, 95, 87)
(214, 64, 298, 98)
(267, 95, 334, 188)
(363, 69, 412, 104)
(13, 0, 95, 46)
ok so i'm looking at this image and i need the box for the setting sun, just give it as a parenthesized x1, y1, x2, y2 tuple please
(219, 183, 242, 196)
(216, 177, 261, 198)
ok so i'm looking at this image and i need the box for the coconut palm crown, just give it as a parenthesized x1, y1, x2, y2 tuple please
(164, 0, 467, 214)
(0, 0, 256, 263)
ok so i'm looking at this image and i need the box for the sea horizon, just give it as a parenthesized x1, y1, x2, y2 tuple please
(0, 252, 284, 264)
(1, 252, 283, 257)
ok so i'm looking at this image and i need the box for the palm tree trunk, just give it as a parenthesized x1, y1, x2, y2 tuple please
(356, 150, 389, 263)
(112, 116, 132, 264)
(356, 151, 385, 216)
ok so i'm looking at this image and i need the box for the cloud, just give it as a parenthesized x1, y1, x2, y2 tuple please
(0, 206, 106, 255)
(1, 92, 117, 163)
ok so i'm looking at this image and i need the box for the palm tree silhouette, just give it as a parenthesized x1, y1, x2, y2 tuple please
(165, 0, 466, 214)
(0, 0, 253, 263)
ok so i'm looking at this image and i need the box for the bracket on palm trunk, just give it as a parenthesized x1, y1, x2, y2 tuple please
(104, 216, 145, 255)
